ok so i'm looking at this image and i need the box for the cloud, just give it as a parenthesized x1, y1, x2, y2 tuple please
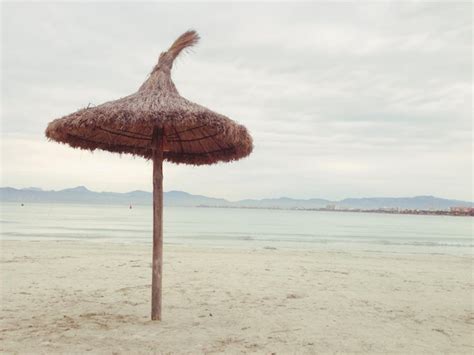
(1, 2, 472, 200)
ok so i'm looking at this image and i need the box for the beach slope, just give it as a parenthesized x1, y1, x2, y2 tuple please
(1, 241, 472, 353)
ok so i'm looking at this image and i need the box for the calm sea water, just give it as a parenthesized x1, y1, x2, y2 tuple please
(0, 202, 472, 255)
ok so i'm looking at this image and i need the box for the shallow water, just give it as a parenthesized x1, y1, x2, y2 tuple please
(0, 202, 472, 255)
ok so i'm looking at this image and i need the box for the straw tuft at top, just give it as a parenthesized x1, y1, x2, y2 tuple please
(167, 30, 200, 61)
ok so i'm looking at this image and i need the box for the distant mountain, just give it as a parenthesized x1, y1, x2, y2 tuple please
(0, 187, 230, 207)
(165, 190, 230, 207)
(24, 187, 43, 191)
(0, 186, 471, 210)
(337, 196, 472, 210)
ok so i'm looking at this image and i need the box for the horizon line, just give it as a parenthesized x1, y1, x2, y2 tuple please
(1, 185, 472, 203)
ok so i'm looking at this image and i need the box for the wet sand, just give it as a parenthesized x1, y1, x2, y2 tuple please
(1, 240, 472, 354)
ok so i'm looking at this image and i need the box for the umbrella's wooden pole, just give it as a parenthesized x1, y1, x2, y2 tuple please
(151, 127, 164, 321)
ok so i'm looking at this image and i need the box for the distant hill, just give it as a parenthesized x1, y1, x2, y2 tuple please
(0, 186, 471, 210)
(0, 186, 228, 207)
(337, 196, 472, 210)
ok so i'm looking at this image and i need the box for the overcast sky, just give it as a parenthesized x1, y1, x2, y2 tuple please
(1, 2, 472, 201)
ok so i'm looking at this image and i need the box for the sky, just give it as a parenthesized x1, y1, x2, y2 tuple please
(1, 1, 472, 201)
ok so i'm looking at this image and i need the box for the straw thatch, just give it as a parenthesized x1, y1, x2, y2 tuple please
(45, 30, 253, 165)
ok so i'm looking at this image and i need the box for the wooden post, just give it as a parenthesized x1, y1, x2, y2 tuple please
(151, 127, 164, 321)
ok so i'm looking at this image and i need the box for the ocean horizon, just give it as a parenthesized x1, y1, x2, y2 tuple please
(1, 202, 472, 255)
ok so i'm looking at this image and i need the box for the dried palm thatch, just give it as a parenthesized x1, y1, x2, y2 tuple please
(45, 30, 253, 165)
(44, 30, 254, 322)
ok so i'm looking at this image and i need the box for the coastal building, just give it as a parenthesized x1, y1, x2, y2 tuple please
(450, 206, 474, 216)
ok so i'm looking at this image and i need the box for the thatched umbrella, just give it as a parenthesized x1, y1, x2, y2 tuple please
(45, 30, 253, 320)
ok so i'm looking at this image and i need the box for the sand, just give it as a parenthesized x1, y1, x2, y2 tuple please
(1, 240, 472, 354)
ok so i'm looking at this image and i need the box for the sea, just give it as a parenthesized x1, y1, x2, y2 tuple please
(0, 202, 472, 255)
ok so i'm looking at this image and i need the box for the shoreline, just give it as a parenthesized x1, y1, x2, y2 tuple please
(196, 205, 474, 217)
(2, 200, 473, 217)
(1, 240, 472, 353)
(1, 237, 472, 258)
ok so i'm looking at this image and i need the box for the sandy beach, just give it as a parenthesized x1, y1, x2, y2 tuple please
(1, 240, 472, 354)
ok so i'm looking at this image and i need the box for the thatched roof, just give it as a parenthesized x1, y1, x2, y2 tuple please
(45, 31, 253, 165)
